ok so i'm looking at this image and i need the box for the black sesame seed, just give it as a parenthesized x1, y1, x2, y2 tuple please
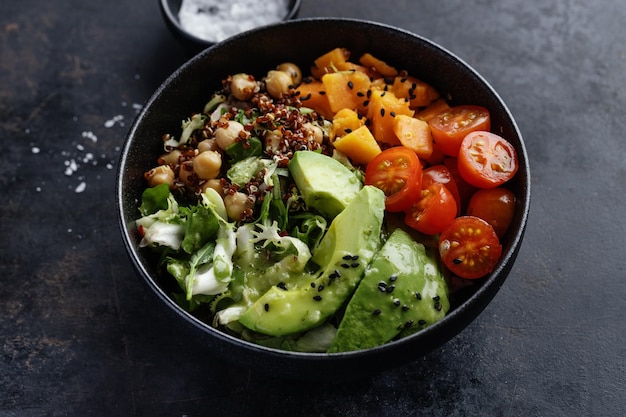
(453, 258, 462, 265)
(351, 262, 360, 268)
(344, 128, 352, 133)
(264, 303, 270, 312)
(418, 319, 427, 325)
(415, 292, 422, 300)
(401, 77, 408, 83)
(380, 108, 385, 117)
(301, 93, 312, 101)
(389, 274, 398, 282)
(435, 301, 442, 311)
(402, 305, 410, 311)
(310, 282, 316, 288)
(393, 299, 401, 306)
(390, 111, 396, 117)
(366, 90, 372, 98)
(373, 309, 382, 315)
(317, 284, 324, 292)
(385, 285, 395, 293)
(347, 81, 354, 89)
(313, 295, 322, 301)
(378, 282, 388, 292)
(356, 91, 365, 97)
(381, 91, 386, 97)
(350, 255, 359, 260)
(433, 295, 440, 301)
(277, 282, 287, 290)
(363, 100, 370, 107)
(404, 320, 414, 328)
(342, 254, 353, 260)
(341, 263, 350, 269)
(319, 91, 326, 95)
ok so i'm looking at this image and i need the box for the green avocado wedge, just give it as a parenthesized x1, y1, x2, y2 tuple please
(328, 228, 450, 353)
(238, 186, 385, 337)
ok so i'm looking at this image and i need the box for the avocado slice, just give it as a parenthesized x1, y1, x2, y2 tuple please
(328, 228, 449, 353)
(238, 186, 385, 337)
(288, 151, 362, 219)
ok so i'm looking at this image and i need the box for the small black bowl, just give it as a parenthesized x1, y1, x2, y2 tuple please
(117, 17, 530, 381)
(159, 0, 301, 55)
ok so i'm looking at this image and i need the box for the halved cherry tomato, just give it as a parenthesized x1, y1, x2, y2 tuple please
(365, 146, 422, 212)
(421, 165, 462, 215)
(428, 105, 491, 157)
(457, 131, 518, 189)
(443, 157, 478, 213)
(439, 216, 502, 279)
(466, 187, 516, 238)
(404, 183, 457, 235)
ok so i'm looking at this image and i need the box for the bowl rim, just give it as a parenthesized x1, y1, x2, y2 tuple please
(159, 0, 302, 47)
(117, 16, 531, 363)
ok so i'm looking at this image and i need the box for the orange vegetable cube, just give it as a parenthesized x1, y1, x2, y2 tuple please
(392, 115, 433, 160)
(322, 70, 372, 113)
(366, 90, 414, 145)
(358, 53, 398, 77)
(295, 81, 334, 119)
(310, 47, 351, 79)
(332, 108, 367, 140)
(391, 75, 440, 108)
(333, 125, 382, 165)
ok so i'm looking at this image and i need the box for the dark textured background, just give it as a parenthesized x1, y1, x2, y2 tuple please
(1, 0, 625, 415)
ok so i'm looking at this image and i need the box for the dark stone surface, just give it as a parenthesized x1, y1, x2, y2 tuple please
(1, 0, 624, 416)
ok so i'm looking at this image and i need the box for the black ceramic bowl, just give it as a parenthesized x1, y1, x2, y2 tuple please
(117, 18, 530, 380)
(160, 0, 302, 55)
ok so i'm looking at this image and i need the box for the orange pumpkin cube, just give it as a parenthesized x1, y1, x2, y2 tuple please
(415, 98, 451, 122)
(295, 81, 334, 120)
(310, 47, 351, 79)
(392, 114, 433, 160)
(391, 75, 440, 108)
(366, 90, 414, 145)
(358, 53, 399, 77)
(322, 70, 372, 113)
(332, 108, 367, 140)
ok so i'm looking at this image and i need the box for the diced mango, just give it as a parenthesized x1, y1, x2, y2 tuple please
(333, 125, 382, 165)
(311, 48, 351, 79)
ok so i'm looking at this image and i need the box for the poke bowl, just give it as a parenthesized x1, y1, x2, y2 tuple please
(117, 18, 530, 380)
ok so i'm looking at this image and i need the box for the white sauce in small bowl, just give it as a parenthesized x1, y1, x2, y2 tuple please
(178, 0, 291, 43)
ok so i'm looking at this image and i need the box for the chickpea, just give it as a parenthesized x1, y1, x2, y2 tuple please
(265, 70, 292, 99)
(276, 62, 302, 85)
(200, 178, 224, 195)
(179, 160, 195, 187)
(303, 122, 324, 144)
(193, 150, 222, 180)
(214, 120, 244, 151)
(145, 165, 175, 187)
(265, 129, 283, 154)
(197, 138, 219, 153)
(224, 191, 252, 221)
(158, 149, 181, 165)
(230, 73, 257, 101)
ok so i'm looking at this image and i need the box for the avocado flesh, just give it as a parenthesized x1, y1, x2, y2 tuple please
(238, 186, 385, 337)
(328, 228, 449, 353)
(288, 151, 362, 219)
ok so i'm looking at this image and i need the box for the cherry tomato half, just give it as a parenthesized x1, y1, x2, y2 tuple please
(428, 105, 491, 157)
(457, 131, 518, 189)
(466, 187, 516, 238)
(365, 146, 422, 212)
(421, 164, 462, 215)
(438, 216, 502, 279)
(404, 183, 457, 235)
